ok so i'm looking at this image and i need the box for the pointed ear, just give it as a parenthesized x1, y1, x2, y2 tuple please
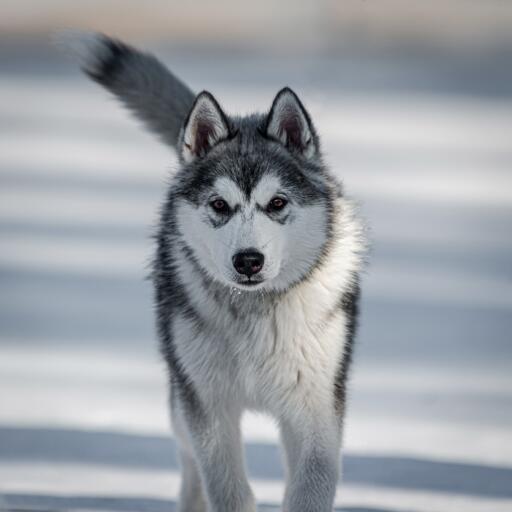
(265, 87, 317, 158)
(181, 91, 230, 162)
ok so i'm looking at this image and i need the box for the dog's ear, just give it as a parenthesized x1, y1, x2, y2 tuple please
(265, 87, 318, 159)
(181, 91, 230, 162)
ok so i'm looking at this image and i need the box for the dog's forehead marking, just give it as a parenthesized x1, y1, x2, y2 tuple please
(252, 175, 282, 204)
(213, 177, 245, 205)
(213, 175, 282, 206)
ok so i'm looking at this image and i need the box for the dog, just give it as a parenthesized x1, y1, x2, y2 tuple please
(65, 32, 365, 512)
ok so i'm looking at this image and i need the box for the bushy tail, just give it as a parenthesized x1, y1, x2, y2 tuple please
(57, 31, 195, 149)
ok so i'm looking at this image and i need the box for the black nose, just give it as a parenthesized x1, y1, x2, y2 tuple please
(232, 250, 264, 277)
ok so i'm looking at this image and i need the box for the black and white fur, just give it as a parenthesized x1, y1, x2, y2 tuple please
(63, 32, 365, 512)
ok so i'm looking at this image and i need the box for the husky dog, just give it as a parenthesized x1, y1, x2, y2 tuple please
(65, 32, 365, 512)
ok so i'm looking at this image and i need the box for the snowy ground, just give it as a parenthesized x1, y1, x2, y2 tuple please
(1, 44, 511, 511)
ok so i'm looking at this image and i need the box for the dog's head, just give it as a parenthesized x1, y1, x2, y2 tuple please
(172, 88, 336, 292)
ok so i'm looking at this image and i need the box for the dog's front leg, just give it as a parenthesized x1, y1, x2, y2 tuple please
(180, 402, 256, 512)
(281, 414, 341, 512)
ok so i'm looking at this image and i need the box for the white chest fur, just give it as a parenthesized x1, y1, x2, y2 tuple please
(170, 198, 364, 417)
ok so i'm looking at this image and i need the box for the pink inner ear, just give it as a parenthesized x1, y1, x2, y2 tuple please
(281, 112, 304, 151)
(195, 121, 214, 155)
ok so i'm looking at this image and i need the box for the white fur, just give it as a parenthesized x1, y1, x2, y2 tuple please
(174, 193, 363, 415)
(171, 189, 364, 511)
(176, 175, 332, 291)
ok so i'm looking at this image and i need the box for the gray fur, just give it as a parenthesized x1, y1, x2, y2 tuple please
(68, 32, 366, 512)
(58, 31, 195, 148)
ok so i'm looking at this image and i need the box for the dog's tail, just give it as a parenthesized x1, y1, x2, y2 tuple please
(56, 31, 195, 149)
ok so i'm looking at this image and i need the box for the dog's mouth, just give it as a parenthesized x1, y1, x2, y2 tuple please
(233, 277, 265, 289)
(243, 280, 262, 286)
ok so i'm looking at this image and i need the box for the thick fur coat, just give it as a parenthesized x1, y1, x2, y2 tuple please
(64, 32, 365, 512)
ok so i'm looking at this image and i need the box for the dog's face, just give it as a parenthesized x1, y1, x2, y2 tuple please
(173, 88, 334, 292)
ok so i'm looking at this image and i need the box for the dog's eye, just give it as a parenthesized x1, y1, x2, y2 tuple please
(267, 196, 288, 213)
(210, 198, 230, 214)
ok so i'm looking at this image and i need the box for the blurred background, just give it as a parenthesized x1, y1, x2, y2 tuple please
(1, 1, 511, 511)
